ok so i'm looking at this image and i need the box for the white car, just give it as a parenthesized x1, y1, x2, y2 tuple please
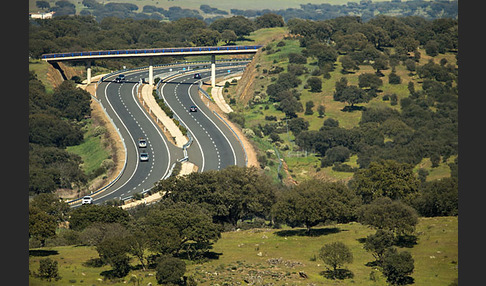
(138, 138, 147, 148)
(81, 196, 93, 205)
(140, 152, 149, 161)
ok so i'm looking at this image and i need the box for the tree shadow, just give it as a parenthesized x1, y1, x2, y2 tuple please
(274, 227, 342, 237)
(320, 269, 354, 280)
(395, 234, 418, 248)
(29, 249, 59, 257)
(341, 105, 367, 112)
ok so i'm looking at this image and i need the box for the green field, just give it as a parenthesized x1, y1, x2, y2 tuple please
(28, 216, 458, 285)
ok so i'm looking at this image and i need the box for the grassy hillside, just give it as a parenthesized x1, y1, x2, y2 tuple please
(28, 216, 458, 285)
(226, 27, 457, 184)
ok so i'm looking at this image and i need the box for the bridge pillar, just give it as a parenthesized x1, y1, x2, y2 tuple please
(211, 54, 216, 88)
(149, 58, 154, 85)
(86, 61, 92, 84)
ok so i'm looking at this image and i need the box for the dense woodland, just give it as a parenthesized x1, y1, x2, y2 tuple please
(36, 0, 458, 22)
(29, 2, 458, 284)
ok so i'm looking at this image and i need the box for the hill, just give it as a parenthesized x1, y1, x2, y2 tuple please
(226, 19, 457, 184)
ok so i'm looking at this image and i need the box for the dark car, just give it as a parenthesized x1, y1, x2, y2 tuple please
(115, 76, 122, 83)
(194, 73, 201, 79)
(189, 105, 198, 112)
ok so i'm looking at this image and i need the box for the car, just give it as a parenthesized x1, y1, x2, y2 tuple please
(189, 105, 198, 112)
(119, 74, 125, 81)
(115, 76, 122, 83)
(81, 196, 93, 205)
(138, 138, 147, 148)
(140, 151, 149, 161)
(194, 73, 201, 79)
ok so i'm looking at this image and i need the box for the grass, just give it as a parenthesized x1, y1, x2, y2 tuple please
(66, 120, 111, 176)
(28, 216, 458, 286)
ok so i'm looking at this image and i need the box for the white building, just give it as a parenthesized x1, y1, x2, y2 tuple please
(29, 11, 55, 19)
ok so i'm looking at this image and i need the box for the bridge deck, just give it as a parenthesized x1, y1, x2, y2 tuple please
(42, 45, 262, 62)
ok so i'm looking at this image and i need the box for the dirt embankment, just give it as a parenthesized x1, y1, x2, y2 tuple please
(47, 62, 83, 88)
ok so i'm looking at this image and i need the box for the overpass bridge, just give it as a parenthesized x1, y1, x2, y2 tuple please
(42, 45, 262, 87)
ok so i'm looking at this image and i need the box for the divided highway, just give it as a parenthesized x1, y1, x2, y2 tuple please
(76, 62, 248, 206)
(159, 67, 247, 172)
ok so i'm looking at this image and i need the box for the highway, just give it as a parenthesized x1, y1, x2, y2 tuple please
(73, 61, 248, 206)
(159, 67, 247, 171)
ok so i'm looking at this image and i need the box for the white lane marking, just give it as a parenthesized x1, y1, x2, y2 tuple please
(94, 82, 140, 201)
(187, 83, 237, 166)
(160, 81, 206, 172)
(131, 83, 172, 180)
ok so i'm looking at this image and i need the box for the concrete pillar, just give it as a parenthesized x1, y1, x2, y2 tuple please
(211, 54, 216, 88)
(86, 61, 92, 84)
(149, 57, 154, 85)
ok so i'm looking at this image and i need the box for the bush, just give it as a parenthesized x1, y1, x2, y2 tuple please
(155, 256, 186, 285)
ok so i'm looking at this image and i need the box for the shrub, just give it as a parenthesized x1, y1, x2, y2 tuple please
(155, 256, 186, 285)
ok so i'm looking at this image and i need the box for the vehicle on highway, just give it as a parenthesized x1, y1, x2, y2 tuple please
(140, 151, 149, 161)
(189, 105, 198, 112)
(81, 196, 93, 205)
(138, 138, 147, 148)
(194, 73, 201, 79)
(115, 74, 125, 83)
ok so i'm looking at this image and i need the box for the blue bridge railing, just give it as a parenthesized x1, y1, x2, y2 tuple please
(42, 45, 262, 60)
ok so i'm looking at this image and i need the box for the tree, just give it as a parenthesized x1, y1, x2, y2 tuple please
(36, 258, 61, 281)
(190, 28, 220, 46)
(364, 229, 395, 264)
(155, 256, 186, 285)
(318, 242, 353, 279)
(321, 146, 351, 167)
(143, 202, 220, 259)
(288, 117, 309, 136)
(358, 73, 383, 91)
(69, 204, 130, 231)
(350, 159, 419, 203)
(357, 197, 418, 237)
(271, 180, 359, 233)
(52, 80, 92, 121)
(96, 236, 131, 278)
(29, 205, 57, 247)
(36, 1, 50, 9)
(307, 77, 322, 92)
(339, 55, 360, 73)
(254, 13, 285, 29)
(156, 166, 277, 228)
(381, 248, 415, 285)
(221, 30, 237, 45)
(317, 105, 326, 117)
(334, 85, 369, 108)
(305, 100, 315, 115)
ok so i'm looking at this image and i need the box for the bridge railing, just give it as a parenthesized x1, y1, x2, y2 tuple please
(42, 45, 262, 60)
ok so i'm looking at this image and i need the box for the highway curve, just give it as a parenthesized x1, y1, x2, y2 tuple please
(159, 67, 247, 172)
(73, 62, 248, 206)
